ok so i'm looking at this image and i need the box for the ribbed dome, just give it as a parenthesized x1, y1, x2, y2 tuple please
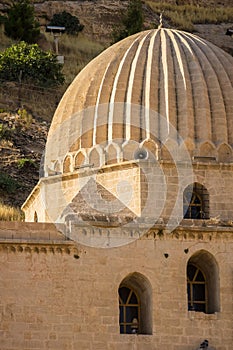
(44, 28, 233, 174)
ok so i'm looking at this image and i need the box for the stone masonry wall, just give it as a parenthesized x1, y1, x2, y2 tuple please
(0, 222, 232, 350)
(23, 161, 233, 223)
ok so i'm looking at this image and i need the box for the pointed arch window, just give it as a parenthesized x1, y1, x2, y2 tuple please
(187, 251, 220, 314)
(118, 272, 152, 335)
(183, 183, 209, 219)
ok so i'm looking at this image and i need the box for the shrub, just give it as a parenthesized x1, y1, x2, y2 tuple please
(112, 0, 144, 43)
(4, 0, 40, 43)
(0, 172, 20, 194)
(17, 108, 32, 128)
(0, 41, 65, 87)
(0, 123, 13, 140)
(48, 11, 84, 35)
(17, 158, 36, 169)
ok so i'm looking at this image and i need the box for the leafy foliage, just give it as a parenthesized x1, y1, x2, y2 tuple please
(48, 11, 84, 35)
(4, 0, 40, 43)
(112, 0, 144, 43)
(17, 158, 36, 169)
(0, 41, 64, 87)
(17, 108, 32, 128)
(0, 172, 20, 194)
(0, 123, 13, 140)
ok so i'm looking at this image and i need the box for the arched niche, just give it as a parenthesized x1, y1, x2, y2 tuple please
(74, 151, 85, 169)
(105, 143, 120, 165)
(141, 139, 159, 160)
(54, 160, 61, 173)
(63, 155, 72, 173)
(217, 143, 232, 163)
(122, 141, 138, 162)
(199, 141, 216, 158)
(183, 138, 195, 154)
(161, 138, 178, 161)
(89, 146, 103, 168)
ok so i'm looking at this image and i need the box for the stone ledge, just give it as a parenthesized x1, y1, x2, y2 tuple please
(0, 220, 232, 247)
(188, 311, 219, 321)
(0, 221, 67, 241)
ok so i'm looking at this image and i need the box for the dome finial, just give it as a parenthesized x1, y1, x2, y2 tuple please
(158, 11, 164, 29)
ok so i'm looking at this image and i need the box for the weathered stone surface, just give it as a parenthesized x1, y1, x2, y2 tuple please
(0, 221, 232, 350)
(34, 0, 129, 43)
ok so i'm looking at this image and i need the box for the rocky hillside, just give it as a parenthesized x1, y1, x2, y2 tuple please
(0, 1, 233, 47)
(0, 0, 232, 210)
(0, 111, 48, 208)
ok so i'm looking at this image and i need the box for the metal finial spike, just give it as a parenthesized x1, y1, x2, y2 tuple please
(158, 11, 164, 29)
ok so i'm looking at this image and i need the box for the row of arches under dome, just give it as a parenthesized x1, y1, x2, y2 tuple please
(119, 249, 219, 334)
(50, 140, 233, 174)
(55, 140, 158, 174)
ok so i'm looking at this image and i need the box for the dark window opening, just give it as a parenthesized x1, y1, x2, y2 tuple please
(183, 183, 209, 219)
(119, 286, 139, 334)
(187, 263, 206, 312)
(119, 272, 152, 334)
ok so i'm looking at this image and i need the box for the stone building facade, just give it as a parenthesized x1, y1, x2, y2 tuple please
(1, 28, 233, 349)
(0, 221, 232, 350)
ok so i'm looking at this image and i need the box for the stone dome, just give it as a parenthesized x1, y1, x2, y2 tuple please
(44, 28, 233, 175)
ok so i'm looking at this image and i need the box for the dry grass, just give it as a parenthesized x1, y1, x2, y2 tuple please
(43, 32, 104, 86)
(0, 202, 24, 221)
(146, 2, 233, 31)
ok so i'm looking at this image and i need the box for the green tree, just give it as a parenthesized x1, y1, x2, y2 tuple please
(4, 0, 40, 43)
(48, 11, 84, 35)
(112, 0, 144, 43)
(0, 172, 20, 194)
(0, 41, 64, 87)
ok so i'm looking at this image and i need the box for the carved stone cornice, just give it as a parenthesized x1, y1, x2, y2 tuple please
(0, 239, 81, 257)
